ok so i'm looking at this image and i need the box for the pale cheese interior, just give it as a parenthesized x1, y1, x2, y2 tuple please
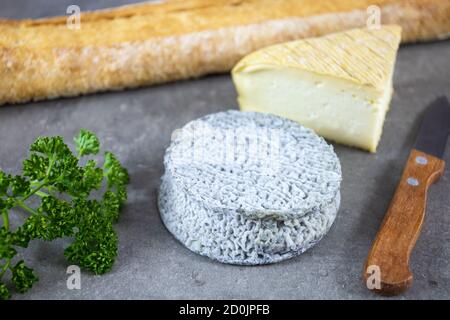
(234, 67, 393, 152)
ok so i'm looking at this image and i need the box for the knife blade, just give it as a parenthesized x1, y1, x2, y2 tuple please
(414, 96, 450, 159)
(364, 96, 450, 296)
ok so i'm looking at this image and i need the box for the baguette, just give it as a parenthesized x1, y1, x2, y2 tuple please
(1, 0, 449, 106)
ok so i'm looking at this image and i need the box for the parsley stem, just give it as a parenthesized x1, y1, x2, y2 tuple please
(46, 156, 55, 177)
(35, 190, 49, 198)
(20, 155, 54, 202)
(16, 201, 38, 216)
(21, 180, 48, 202)
(0, 260, 10, 279)
(1, 209, 9, 230)
(0, 210, 10, 280)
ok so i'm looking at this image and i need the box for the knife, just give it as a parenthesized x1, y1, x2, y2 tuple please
(364, 96, 450, 296)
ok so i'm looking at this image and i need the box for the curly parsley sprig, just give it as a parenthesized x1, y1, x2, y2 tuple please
(0, 129, 129, 299)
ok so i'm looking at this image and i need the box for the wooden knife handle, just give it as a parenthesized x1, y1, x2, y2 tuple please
(364, 149, 445, 296)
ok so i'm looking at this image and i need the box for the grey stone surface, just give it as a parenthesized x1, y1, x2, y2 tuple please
(0, 0, 449, 299)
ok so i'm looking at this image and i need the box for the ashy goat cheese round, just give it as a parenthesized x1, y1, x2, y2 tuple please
(158, 110, 341, 265)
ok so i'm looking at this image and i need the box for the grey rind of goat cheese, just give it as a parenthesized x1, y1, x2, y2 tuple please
(158, 110, 342, 265)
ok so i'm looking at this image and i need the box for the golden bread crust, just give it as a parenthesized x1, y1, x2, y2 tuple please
(0, 0, 449, 105)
